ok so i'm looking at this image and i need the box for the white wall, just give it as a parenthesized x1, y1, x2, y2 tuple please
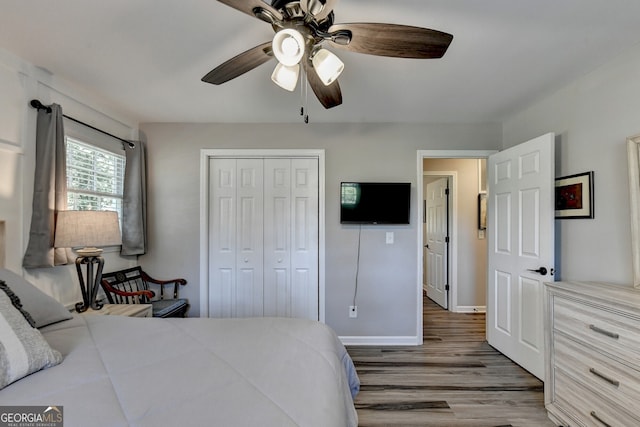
(139, 123, 501, 340)
(503, 42, 640, 286)
(6, 33, 639, 337)
(0, 48, 137, 306)
(0, 45, 502, 340)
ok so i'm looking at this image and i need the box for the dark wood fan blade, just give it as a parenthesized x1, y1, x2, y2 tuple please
(217, 0, 283, 23)
(202, 42, 273, 85)
(300, 0, 338, 21)
(327, 23, 453, 59)
(303, 58, 342, 109)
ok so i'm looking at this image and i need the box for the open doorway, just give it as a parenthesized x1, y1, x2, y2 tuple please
(417, 152, 494, 320)
(423, 159, 487, 312)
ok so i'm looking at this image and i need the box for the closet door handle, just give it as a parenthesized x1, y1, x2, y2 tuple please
(589, 324, 619, 339)
(589, 368, 620, 387)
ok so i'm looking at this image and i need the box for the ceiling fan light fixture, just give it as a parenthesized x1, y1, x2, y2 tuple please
(312, 49, 344, 86)
(272, 29, 306, 66)
(271, 63, 300, 91)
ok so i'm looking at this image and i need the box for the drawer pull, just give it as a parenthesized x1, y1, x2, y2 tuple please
(589, 368, 620, 387)
(589, 324, 620, 339)
(590, 411, 612, 427)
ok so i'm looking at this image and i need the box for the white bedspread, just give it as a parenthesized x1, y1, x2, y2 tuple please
(0, 315, 359, 427)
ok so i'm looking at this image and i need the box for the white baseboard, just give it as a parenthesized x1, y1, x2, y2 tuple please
(455, 305, 486, 313)
(339, 336, 421, 346)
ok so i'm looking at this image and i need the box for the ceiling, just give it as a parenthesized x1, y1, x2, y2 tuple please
(2, 0, 640, 124)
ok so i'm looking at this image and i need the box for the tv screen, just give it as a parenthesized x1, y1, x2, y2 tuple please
(340, 182, 411, 224)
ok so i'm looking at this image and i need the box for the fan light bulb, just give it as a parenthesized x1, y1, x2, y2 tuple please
(312, 49, 344, 86)
(281, 37, 299, 57)
(271, 63, 300, 92)
(272, 29, 306, 66)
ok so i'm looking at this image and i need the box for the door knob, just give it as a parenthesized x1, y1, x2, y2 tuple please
(527, 267, 548, 276)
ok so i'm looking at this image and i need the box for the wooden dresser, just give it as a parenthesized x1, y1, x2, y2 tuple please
(544, 281, 640, 426)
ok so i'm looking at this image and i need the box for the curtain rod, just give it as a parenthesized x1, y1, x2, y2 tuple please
(29, 99, 135, 149)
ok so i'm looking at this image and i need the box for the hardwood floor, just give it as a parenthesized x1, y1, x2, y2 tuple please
(347, 296, 555, 427)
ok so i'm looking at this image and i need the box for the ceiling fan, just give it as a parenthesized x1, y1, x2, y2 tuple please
(201, 0, 453, 109)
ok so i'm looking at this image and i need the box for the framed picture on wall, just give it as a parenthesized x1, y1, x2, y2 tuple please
(478, 193, 487, 230)
(555, 171, 594, 219)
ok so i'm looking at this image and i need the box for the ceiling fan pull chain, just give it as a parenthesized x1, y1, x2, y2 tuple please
(304, 76, 309, 123)
(300, 68, 309, 123)
(300, 68, 305, 117)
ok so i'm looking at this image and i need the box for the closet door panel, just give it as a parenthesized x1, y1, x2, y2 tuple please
(291, 158, 319, 319)
(235, 159, 264, 317)
(209, 158, 237, 317)
(264, 159, 292, 317)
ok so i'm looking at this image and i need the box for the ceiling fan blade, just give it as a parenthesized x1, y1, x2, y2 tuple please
(303, 59, 342, 109)
(327, 23, 453, 59)
(216, 0, 283, 23)
(202, 42, 273, 85)
(300, 0, 339, 21)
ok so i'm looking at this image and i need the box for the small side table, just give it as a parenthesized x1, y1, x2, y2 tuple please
(81, 304, 152, 318)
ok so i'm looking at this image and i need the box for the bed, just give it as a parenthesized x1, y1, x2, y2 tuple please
(0, 269, 359, 427)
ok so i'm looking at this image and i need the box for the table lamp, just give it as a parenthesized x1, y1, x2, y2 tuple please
(54, 210, 122, 312)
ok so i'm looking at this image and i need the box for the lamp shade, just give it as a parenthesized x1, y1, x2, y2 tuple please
(272, 28, 306, 67)
(312, 49, 344, 86)
(54, 211, 122, 256)
(271, 63, 300, 91)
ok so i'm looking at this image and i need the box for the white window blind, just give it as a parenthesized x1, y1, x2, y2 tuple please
(66, 137, 125, 217)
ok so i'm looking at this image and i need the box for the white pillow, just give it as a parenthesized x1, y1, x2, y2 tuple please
(0, 284, 62, 389)
(0, 268, 72, 328)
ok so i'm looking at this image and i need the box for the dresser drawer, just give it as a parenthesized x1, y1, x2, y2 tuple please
(555, 369, 639, 427)
(553, 296, 640, 364)
(554, 333, 640, 411)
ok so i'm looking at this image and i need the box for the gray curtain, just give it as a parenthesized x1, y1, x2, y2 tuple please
(121, 140, 147, 255)
(23, 104, 74, 268)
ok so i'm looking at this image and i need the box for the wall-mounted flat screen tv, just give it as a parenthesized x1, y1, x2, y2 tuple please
(340, 182, 411, 224)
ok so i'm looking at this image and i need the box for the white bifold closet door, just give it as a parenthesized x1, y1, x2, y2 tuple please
(208, 157, 319, 320)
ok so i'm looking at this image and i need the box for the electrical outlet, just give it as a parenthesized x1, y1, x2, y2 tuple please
(349, 305, 358, 318)
(386, 232, 394, 244)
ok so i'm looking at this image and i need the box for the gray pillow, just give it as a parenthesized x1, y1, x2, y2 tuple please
(0, 286, 63, 389)
(0, 269, 72, 328)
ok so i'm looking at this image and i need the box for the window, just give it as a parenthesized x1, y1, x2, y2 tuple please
(65, 136, 125, 218)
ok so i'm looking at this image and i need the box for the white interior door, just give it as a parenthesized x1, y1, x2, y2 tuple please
(263, 158, 319, 319)
(487, 133, 555, 380)
(209, 158, 264, 318)
(426, 178, 448, 309)
(208, 157, 319, 320)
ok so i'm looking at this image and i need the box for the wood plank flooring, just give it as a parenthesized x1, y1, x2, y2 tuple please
(347, 296, 555, 427)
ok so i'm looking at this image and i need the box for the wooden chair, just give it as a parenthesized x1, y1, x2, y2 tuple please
(100, 266, 189, 318)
